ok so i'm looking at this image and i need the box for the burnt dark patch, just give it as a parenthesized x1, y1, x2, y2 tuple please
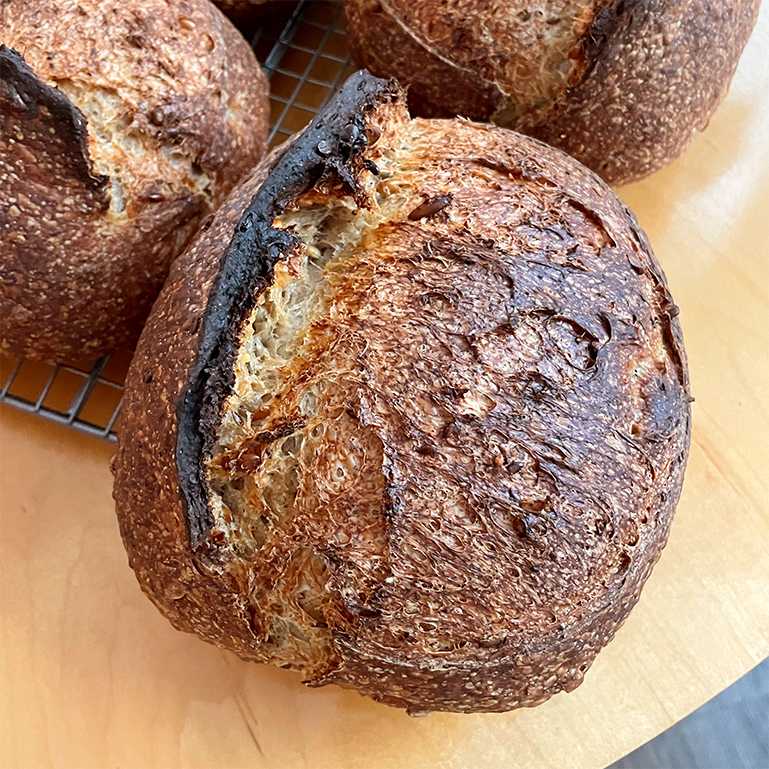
(176, 71, 401, 548)
(0, 45, 108, 195)
(217, 419, 305, 475)
(408, 193, 452, 220)
(579, 0, 628, 79)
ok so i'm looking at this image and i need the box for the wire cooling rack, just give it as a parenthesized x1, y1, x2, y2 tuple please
(0, 1, 354, 442)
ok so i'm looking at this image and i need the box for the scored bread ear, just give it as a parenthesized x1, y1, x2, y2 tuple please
(178, 71, 402, 547)
(0, 46, 109, 213)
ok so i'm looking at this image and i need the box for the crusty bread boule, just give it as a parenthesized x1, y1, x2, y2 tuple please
(112, 71, 691, 713)
(0, 0, 269, 361)
(345, 0, 759, 185)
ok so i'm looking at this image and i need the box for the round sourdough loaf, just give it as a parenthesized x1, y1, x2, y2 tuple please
(112, 72, 691, 713)
(345, 0, 759, 184)
(0, 0, 269, 361)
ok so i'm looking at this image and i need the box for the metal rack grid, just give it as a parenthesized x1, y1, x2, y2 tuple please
(0, 0, 354, 442)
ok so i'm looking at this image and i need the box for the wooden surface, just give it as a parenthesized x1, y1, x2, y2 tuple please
(2, 9, 769, 768)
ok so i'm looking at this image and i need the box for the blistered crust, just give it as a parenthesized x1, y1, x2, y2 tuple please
(113, 72, 691, 713)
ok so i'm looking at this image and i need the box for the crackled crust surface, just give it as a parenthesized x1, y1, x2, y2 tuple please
(345, 0, 759, 184)
(0, 0, 268, 360)
(113, 72, 691, 713)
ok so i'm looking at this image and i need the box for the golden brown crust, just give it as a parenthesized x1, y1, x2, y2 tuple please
(345, 0, 759, 184)
(113, 73, 691, 713)
(0, 0, 269, 361)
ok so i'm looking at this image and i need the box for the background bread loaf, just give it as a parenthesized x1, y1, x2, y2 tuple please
(0, 0, 269, 361)
(113, 72, 691, 713)
(345, 0, 759, 184)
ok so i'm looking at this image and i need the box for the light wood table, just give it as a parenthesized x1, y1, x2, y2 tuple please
(2, 10, 768, 768)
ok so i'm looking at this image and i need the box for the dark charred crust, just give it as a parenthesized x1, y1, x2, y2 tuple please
(215, 419, 307, 475)
(539, 0, 760, 183)
(176, 71, 400, 548)
(212, 0, 269, 16)
(0, 45, 107, 193)
(577, 0, 627, 80)
(408, 193, 453, 220)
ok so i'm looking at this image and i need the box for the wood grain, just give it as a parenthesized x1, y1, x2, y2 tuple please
(1, 7, 768, 767)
